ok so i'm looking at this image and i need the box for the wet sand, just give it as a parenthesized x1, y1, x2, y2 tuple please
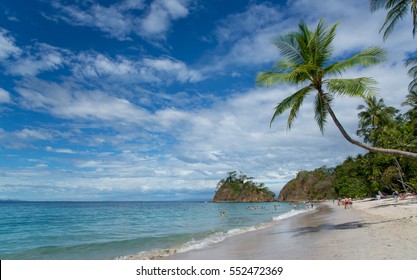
(165, 197, 417, 259)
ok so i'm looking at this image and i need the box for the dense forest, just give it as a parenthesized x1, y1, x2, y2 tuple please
(284, 95, 417, 200)
(333, 94, 417, 198)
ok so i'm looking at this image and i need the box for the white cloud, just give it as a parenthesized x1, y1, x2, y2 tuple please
(15, 79, 148, 122)
(74, 52, 138, 78)
(142, 57, 203, 83)
(0, 28, 21, 59)
(73, 53, 203, 84)
(48, 0, 192, 40)
(141, 0, 189, 37)
(48, 0, 143, 40)
(14, 128, 53, 140)
(0, 88, 11, 103)
(6, 43, 68, 76)
(45, 146, 76, 154)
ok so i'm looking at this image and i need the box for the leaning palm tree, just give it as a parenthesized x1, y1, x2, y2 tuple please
(369, 0, 417, 40)
(256, 19, 417, 159)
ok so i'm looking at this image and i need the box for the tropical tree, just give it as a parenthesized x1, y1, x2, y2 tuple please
(401, 91, 417, 119)
(356, 96, 399, 145)
(256, 19, 417, 159)
(369, 0, 417, 40)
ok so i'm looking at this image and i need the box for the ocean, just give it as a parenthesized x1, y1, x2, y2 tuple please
(0, 201, 314, 260)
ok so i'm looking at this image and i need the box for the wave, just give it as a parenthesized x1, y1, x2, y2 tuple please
(121, 206, 315, 260)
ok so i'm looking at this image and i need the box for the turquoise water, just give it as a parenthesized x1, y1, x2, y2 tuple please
(0, 201, 313, 260)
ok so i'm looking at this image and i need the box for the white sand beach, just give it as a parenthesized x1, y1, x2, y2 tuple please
(165, 196, 417, 259)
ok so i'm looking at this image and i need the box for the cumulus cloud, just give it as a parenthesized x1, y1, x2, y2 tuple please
(48, 0, 192, 40)
(142, 57, 204, 83)
(15, 79, 148, 122)
(73, 53, 203, 84)
(141, 0, 189, 37)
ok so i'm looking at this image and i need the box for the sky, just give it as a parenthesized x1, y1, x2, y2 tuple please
(0, 0, 415, 201)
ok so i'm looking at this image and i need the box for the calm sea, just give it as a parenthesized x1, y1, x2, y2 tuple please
(0, 201, 314, 260)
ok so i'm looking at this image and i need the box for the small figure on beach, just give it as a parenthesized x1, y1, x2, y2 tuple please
(393, 191, 398, 202)
(343, 198, 350, 209)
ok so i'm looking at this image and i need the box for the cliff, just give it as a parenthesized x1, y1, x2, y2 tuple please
(277, 167, 336, 202)
(212, 171, 275, 202)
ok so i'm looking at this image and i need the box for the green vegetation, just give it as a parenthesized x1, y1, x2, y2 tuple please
(278, 167, 336, 201)
(256, 14, 417, 199)
(291, 95, 417, 199)
(256, 19, 417, 159)
(370, 0, 417, 40)
(215, 171, 275, 198)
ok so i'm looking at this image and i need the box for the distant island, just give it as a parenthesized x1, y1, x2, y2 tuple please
(212, 171, 275, 202)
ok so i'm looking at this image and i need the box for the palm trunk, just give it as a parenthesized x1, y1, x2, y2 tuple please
(318, 91, 417, 159)
(327, 105, 417, 159)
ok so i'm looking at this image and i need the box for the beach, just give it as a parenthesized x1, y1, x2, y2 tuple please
(165, 196, 417, 259)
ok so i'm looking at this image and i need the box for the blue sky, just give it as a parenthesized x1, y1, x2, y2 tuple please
(0, 0, 415, 201)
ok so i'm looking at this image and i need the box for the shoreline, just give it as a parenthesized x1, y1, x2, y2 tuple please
(164, 197, 417, 259)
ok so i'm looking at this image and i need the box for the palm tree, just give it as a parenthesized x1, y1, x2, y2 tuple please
(357, 96, 399, 145)
(369, 0, 417, 40)
(256, 19, 417, 159)
(402, 91, 417, 119)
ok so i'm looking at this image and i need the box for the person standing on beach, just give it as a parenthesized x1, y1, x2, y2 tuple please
(393, 191, 398, 202)
(343, 198, 349, 209)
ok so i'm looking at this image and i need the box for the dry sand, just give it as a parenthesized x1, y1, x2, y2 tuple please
(165, 196, 417, 259)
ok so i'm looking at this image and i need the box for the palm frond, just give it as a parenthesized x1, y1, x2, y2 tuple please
(370, 0, 387, 12)
(256, 71, 290, 87)
(286, 64, 315, 85)
(370, 0, 402, 11)
(270, 85, 313, 128)
(326, 78, 379, 98)
(405, 51, 417, 67)
(325, 47, 387, 76)
(401, 91, 417, 107)
(407, 71, 417, 93)
(273, 34, 305, 65)
(380, 1, 409, 40)
(311, 20, 337, 67)
(314, 93, 332, 133)
(407, 65, 417, 78)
